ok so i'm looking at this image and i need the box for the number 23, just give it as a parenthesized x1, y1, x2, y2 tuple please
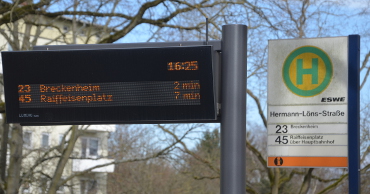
(276, 125, 288, 133)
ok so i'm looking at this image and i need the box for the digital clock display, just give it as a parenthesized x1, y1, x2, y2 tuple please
(2, 46, 217, 125)
(167, 61, 199, 71)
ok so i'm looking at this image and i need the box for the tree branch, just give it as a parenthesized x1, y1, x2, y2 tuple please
(246, 88, 267, 127)
(360, 51, 370, 90)
(245, 140, 273, 183)
(0, 0, 52, 25)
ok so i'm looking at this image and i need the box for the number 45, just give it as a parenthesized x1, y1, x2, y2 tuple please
(275, 136, 288, 144)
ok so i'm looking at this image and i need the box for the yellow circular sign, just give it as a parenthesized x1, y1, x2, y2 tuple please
(283, 46, 333, 97)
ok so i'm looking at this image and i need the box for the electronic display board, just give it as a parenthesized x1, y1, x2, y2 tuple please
(2, 46, 217, 125)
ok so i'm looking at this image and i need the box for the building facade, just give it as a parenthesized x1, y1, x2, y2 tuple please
(0, 15, 110, 51)
(21, 125, 115, 194)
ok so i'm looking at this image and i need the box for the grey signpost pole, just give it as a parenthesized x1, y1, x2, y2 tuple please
(221, 24, 247, 194)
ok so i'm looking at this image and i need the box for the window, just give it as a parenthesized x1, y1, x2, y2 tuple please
(23, 131, 32, 148)
(81, 137, 99, 158)
(79, 30, 86, 36)
(42, 133, 50, 148)
(57, 178, 65, 193)
(22, 182, 31, 193)
(37, 175, 64, 193)
(59, 134, 64, 145)
(7, 43, 13, 51)
(63, 25, 69, 32)
(39, 176, 48, 193)
(80, 179, 97, 194)
(57, 185, 64, 193)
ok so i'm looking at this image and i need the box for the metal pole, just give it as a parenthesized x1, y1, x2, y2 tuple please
(221, 24, 247, 194)
(348, 34, 360, 194)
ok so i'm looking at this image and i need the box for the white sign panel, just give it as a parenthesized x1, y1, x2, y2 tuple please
(267, 37, 348, 168)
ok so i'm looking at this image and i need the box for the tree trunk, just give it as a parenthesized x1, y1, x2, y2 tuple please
(299, 168, 314, 194)
(0, 114, 8, 194)
(271, 168, 280, 194)
(6, 124, 23, 194)
(48, 125, 79, 194)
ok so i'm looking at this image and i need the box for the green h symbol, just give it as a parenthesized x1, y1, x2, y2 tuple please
(296, 58, 318, 85)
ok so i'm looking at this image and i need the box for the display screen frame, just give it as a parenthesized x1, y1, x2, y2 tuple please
(2, 45, 218, 125)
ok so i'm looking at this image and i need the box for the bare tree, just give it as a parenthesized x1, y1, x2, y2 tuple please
(154, 0, 370, 193)
(107, 125, 186, 193)
(0, 0, 237, 193)
(240, 0, 370, 193)
(0, 0, 240, 50)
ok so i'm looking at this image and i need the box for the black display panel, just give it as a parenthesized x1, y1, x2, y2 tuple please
(2, 46, 216, 125)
